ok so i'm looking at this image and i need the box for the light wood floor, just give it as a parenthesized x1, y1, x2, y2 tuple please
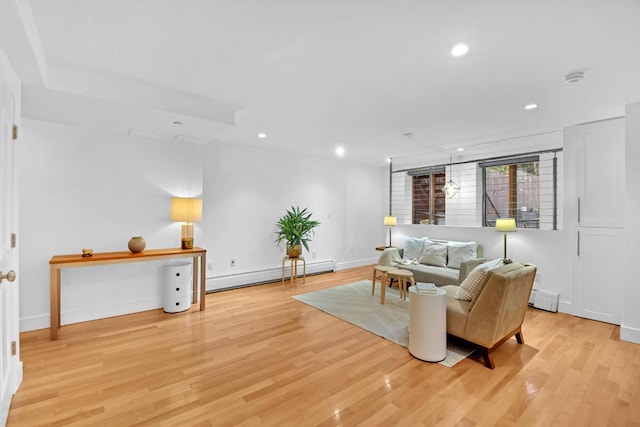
(8, 265, 640, 426)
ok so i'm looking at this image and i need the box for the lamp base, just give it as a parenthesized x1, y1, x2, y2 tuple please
(181, 223, 194, 249)
(181, 238, 194, 250)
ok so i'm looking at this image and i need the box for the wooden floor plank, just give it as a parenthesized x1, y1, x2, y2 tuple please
(7, 265, 640, 426)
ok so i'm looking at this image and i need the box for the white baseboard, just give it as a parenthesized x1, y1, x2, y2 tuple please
(558, 300, 573, 315)
(62, 296, 163, 325)
(336, 257, 377, 271)
(620, 323, 640, 344)
(19, 296, 165, 332)
(19, 314, 49, 333)
(206, 259, 337, 291)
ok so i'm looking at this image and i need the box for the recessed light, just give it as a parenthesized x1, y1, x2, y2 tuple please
(258, 132, 267, 139)
(335, 146, 345, 157)
(524, 103, 539, 110)
(457, 148, 465, 152)
(451, 43, 469, 57)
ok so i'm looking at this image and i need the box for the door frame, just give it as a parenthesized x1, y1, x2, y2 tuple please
(0, 49, 22, 426)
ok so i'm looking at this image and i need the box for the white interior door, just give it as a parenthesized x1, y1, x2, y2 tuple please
(574, 227, 624, 324)
(0, 72, 20, 426)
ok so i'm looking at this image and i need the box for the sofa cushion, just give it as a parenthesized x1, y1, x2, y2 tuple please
(418, 240, 447, 267)
(395, 263, 459, 286)
(447, 241, 478, 269)
(455, 258, 504, 301)
(403, 237, 428, 260)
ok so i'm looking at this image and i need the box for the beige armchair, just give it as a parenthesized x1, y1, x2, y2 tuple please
(442, 262, 537, 369)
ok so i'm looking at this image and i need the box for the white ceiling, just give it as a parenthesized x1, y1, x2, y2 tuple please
(14, 0, 640, 165)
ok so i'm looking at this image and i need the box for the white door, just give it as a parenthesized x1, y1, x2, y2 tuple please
(565, 118, 625, 325)
(574, 227, 624, 324)
(0, 73, 20, 426)
(570, 118, 625, 228)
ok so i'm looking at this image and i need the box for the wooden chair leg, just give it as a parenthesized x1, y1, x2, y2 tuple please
(478, 347, 495, 369)
(515, 331, 524, 344)
(380, 272, 387, 304)
(371, 268, 377, 295)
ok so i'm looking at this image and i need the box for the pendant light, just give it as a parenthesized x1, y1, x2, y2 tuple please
(442, 155, 460, 198)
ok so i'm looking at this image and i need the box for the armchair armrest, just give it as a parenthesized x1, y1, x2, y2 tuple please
(458, 258, 487, 283)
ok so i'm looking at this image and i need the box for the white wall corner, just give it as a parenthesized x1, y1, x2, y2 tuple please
(620, 323, 640, 345)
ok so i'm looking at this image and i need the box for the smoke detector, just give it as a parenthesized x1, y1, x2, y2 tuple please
(564, 71, 585, 84)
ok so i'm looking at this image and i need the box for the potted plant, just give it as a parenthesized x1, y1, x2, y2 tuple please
(275, 206, 321, 258)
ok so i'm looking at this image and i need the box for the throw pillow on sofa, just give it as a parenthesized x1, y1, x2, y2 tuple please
(447, 241, 478, 269)
(403, 237, 428, 260)
(418, 240, 447, 267)
(455, 258, 504, 301)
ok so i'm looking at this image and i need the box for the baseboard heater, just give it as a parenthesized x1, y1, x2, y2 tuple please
(206, 259, 336, 292)
(529, 288, 559, 312)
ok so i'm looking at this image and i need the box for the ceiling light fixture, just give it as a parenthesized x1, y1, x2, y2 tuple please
(524, 103, 539, 110)
(451, 43, 469, 57)
(335, 146, 345, 157)
(258, 132, 267, 139)
(564, 71, 585, 84)
(442, 155, 460, 199)
(457, 148, 465, 152)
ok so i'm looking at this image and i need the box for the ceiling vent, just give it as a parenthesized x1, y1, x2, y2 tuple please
(564, 71, 585, 84)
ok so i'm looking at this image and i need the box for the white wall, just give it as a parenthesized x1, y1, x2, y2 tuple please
(18, 121, 385, 331)
(623, 102, 640, 343)
(201, 141, 383, 280)
(18, 113, 638, 344)
(391, 225, 570, 299)
(19, 120, 203, 331)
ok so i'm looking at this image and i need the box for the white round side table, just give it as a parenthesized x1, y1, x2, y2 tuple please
(408, 285, 447, 362)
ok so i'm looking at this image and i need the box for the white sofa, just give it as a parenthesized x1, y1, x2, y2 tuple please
(383, 237, 485, 286)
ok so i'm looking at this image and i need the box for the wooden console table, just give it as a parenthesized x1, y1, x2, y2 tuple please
(49, 247, 207, 340)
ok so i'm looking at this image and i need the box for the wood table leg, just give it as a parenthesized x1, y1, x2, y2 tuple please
(50, 266, 60, 340)
(292, 259, 298, 284)
(199, 253, 206, 311)
(192, 256, 198, 305)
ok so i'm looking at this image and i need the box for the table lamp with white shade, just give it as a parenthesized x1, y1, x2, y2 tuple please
(384, 215, 397, 247)
(170, 197, 203, 249)
(495, 218, 516, 263)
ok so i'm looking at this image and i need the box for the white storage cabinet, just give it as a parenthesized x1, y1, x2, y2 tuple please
(163, 262, 192, 313)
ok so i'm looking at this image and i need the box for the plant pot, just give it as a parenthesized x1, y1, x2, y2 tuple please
(287, 244, 302, 258)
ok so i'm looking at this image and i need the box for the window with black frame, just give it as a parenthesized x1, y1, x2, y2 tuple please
(391, 149, 559, 230)
(481, 156, 540, 229)
(411, 171, 446, 225)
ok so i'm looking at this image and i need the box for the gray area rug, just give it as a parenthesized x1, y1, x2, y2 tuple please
(293, 280, 474, 367)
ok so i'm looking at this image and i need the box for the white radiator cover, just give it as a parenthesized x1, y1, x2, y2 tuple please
(530, 288, 559, 313)
(206, 259, 336, 292)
